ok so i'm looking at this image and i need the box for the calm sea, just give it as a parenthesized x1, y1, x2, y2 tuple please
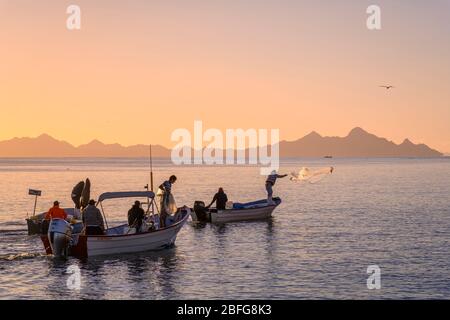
(0, 158, 449, 299)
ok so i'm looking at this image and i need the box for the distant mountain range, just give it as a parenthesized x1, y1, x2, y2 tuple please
(280, 127, 443, 157)
(0, 134, 171, 158)
(0, 128, 443, 158)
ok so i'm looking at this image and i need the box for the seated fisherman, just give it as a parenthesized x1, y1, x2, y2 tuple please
(206, 188, 228, 210)
(82, 199, 105, 235)
(128, 201, 145, 233)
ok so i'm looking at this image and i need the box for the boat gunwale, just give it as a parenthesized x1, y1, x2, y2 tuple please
(211, 198, 281, 214)
(211, 206, 277, 222)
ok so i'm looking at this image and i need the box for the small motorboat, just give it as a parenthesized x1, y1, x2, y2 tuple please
(191, 197, 282, 224)
(41, 191, 190, 259)
(26, 180, 89, 235)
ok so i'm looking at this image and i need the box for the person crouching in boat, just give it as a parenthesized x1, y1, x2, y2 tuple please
(128, 201, 145, 233)
(82, 199, 105, 235)
(266, 170, 287, 205)
(157, 175, 177, 228)
(206, 187, 228, 210)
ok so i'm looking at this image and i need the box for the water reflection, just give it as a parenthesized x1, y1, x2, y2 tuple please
(84, 249, 180, 299)
(189, 221, 208, 230)
(2, 159, 450, 299)
(153, 249, 179, 299)
(44, 257, 83, 299)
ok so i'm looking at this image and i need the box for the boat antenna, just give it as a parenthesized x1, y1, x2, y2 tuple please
(149, 144, 155, 215)
(149, 144, 154, 191)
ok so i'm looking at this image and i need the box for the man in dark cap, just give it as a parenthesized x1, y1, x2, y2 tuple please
(128, 200, 145, 233)
(82, 199, 105, 235)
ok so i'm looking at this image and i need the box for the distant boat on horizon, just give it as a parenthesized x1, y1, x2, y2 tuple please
(324, 155, 333, 159)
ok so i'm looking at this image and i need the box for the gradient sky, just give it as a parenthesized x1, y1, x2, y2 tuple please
(1, 0, 449, 152)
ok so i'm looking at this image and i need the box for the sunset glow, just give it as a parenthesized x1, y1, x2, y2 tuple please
(1, 0, 449, 152)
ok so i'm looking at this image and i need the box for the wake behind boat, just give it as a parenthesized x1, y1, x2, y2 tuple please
(41, 191, 190, 259)
(191, 197, 281, 224)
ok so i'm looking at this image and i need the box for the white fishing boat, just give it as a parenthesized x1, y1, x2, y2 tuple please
(191, 197, 281, 224)
(41, 191, 190, 258)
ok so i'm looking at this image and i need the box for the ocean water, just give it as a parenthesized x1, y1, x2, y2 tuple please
(0, 158, 449, 299)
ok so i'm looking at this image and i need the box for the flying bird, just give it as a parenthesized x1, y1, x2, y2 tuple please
(379, 85, 395, 90)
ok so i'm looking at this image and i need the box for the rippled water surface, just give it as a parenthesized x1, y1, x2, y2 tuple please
(0, 158, 449, 299)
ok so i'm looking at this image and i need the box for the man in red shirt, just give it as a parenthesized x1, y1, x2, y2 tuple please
(45, 201, 68, 220)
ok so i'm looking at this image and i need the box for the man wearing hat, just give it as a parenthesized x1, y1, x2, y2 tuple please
(128, 200, 145, 233)
(82, 199, 105, 235)
(45, 201, 68, 221)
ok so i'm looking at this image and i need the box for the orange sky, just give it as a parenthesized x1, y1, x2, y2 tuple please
(1, 0, 449, 152)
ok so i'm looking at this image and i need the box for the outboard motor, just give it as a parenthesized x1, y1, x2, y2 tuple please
(48, 218, 72, 258)
(193, 201, 210, 222)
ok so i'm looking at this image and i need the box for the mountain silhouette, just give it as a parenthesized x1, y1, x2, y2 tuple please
(0, 134, 78, 157)
(280, 127, 442, 157)
(0, 135, 170, 158)
(0, 128, 443, 158)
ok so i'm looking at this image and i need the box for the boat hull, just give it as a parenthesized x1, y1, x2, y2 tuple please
(85, 218, 185, 257)
(210, 206, 277, 224)
(26, 216, 44, 235)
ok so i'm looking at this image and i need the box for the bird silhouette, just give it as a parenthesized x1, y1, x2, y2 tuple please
(379, 85, 395, 90)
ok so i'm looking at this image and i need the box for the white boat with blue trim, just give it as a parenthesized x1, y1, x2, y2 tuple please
(191, 197, 281, 224)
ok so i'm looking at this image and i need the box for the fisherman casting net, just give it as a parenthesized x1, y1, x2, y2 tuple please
(156, 189, 178, 214)
(290, 167, 334, 184)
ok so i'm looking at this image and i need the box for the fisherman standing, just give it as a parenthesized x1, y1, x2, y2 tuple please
(157, 175, 177, 228)
(82, 199, 105, 235)
(265, 170, 287, 205)
(206, 187, 228, 210)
